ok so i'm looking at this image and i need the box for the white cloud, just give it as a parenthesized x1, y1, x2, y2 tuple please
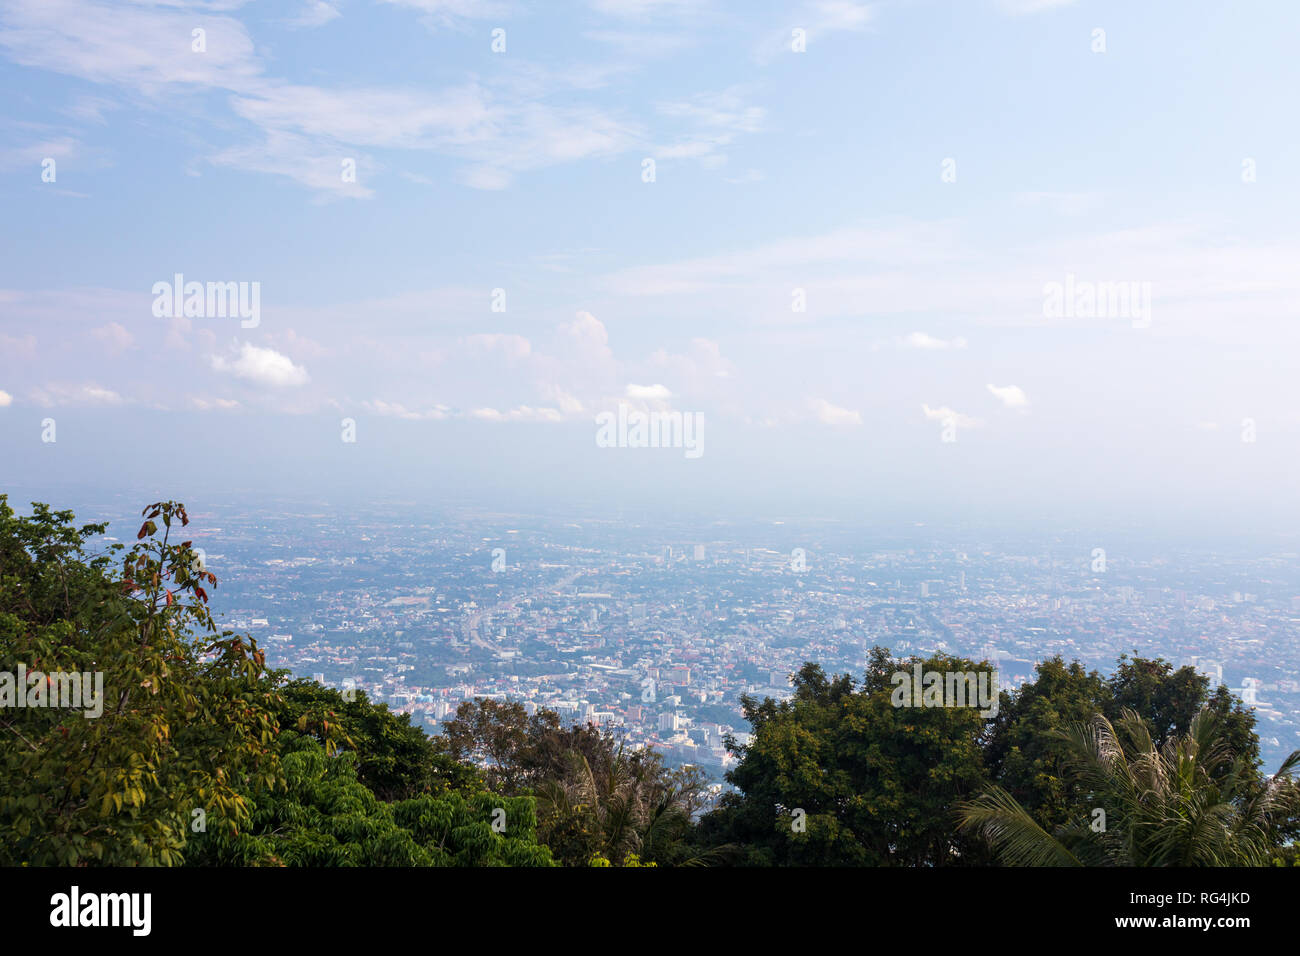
(987, 383, 1029, 408)
(657, 89, 764, 135)
(210, 130, 376, 198)
(91, 321, 134, 355)
(810, 0, 875, 31)
(378, 0, 513, 26)
(0, 136, 78, 171)
(191, 396, 241, 411)
(461, 333, 532, 361)
(562, 311, 614, 359)
(540, 385, 585, 415)
(626, 382, 672, 400)
(470, 405, 564, 422)
(584, 30, 693, 58)
(0, 0, 264, 94)
(228, 84, 495, 151)
(286, 1, 342, 28)
(0, 0, 645, 197)
(921, 403, 983, 428)
(652, 88, 763, 167)
(755, 1, 877, 63)
(588, 0, 699, 17)
(811, 398, 861, 425)
(901, 331, 967, 350)
(0, 389, 11, 407)
(210, 343, 310, 387)
(30, 382, 124, 406)
(995, 0, 1077, 14)
(363, 399, 451, 420)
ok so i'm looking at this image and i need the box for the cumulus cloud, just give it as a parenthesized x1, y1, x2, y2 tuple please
(563, 310, 610, 348)
(555, 311, 618, 390)
(625, 383, 672, 400)
(986, 383, 1029, 409)
(91, 321, 134, 355)
(539, 385, 585, 416)
(810, 398, 861, 425)
(461, 333, 532, 361)
(921, 403, 982, 428)
(210, 343, 310, 387)
(0, 389, 11, 407)
(647, 337, 735, 386)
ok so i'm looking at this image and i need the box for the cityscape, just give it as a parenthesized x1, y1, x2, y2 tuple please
(69, 493, 1300, 777)
(3, 0, 1300, 916)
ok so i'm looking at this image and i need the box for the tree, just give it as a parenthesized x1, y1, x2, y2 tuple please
(533, 746, 711, 866)
(1106, 655, 1260, 782)
(272, 679, 482, 801)
(700, 652, 995, 866)
(960, 708, 1300, 866)
(984, 656, 1111, 835)
(441, 696, 711, 865)
(187, 733, 554, 867)
(986, 654, 1268, 840)
(0, 498, 283, 865)
(441, 698, 539, 793)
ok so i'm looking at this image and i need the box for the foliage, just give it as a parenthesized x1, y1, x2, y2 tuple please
(699, 650, 996, 866)
(442, 696, 711, 865)
(0, 497, 282, 865)
(271, 679, 482, 801)
(187, 733, 553, 866)
(4, 493, 1294, 869)
(985, 654, 1266, 839)
(960, 708, 1300, 866)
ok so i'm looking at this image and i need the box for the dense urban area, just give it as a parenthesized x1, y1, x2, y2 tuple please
(77, 495, 1300, 776)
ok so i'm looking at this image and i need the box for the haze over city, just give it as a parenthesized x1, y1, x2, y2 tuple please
(5, 4, 1300, 915)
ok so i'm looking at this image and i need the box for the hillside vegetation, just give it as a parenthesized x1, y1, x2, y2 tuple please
(2, 497, 1296, 866)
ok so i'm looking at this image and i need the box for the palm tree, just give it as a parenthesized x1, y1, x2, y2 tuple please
(533, 746, 718, 866)
(958, 707, 1300, 866)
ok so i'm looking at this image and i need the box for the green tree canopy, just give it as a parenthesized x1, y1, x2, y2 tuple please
(0, 498, 283, 865)
(700, 651, 996, 866)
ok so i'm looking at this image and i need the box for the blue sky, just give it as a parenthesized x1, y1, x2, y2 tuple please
(2, 0, 1300, 525)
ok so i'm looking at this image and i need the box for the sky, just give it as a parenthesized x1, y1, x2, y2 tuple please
(2, 0, 1299, 530)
